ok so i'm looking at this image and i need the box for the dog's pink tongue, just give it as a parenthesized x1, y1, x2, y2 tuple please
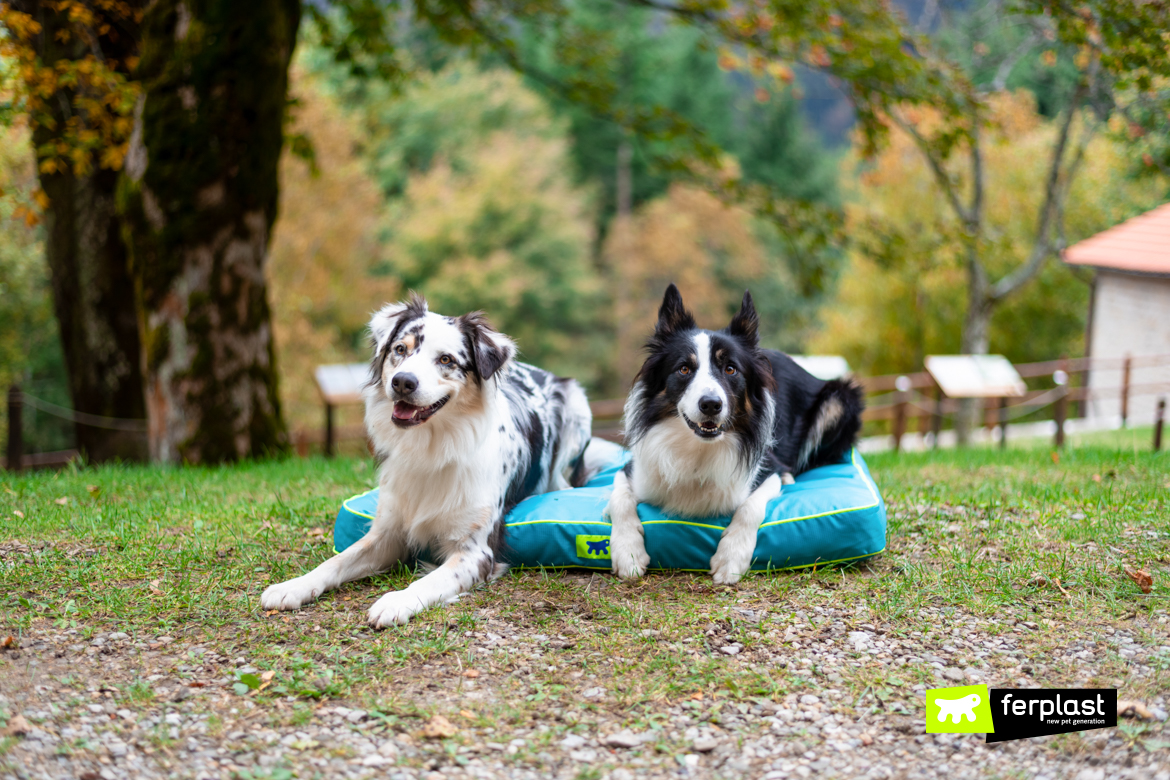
(393, 402, 420, 420)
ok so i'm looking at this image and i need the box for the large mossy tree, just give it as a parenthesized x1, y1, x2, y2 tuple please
(118, 0, 298, 463)
(6, 0, 149, 463)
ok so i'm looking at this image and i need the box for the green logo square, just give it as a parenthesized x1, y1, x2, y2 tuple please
(575, 535, 611, 560)
(926, 684, 995, 733)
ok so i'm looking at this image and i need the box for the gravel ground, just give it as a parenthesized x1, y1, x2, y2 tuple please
(3, 593, 1169, 780)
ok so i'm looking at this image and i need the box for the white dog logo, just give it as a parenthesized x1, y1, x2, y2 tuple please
(934, 693, 981, 724)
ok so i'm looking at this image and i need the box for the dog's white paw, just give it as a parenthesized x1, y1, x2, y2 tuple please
(610, 529, 650, 581)
(260, 577, 321, 610)
(709, 526, 757, 586)
(368, 590, 424, 628)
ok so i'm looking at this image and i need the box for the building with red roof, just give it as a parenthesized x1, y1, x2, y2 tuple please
(1063, 202, 1170, 424)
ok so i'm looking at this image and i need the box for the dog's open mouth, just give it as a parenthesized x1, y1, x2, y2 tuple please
(682, 413, 726, 439)
(392, 395, 450, 427)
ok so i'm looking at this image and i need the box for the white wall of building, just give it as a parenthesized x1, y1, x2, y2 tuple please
(1086, 270, 1170, 424)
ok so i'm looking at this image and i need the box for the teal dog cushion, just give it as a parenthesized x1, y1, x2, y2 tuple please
(333, 448, 885, 572)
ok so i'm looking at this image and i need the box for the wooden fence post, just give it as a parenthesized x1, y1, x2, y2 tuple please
(1054, 361, 1068, 449)
(892, 376, 910, 452)
(931, 385, 943, 449)
(324, 403, 335, 458)
(1156, 397, 1165, 452)
(6, 385, 22, 472)
(1121, 354, 1132, 427)
(998, 397, 1008, 449)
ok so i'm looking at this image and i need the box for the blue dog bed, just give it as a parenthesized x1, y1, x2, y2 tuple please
(333, 447, 886, 572)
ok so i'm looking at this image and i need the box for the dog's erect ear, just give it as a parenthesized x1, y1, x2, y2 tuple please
(461, 312, 517, 381)
(655, 283, 696, 337)
(728, 290, 760, 347)
(369, 292, 428, 353)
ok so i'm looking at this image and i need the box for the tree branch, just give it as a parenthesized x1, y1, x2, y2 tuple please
(990, 31, 1038, 92)
(990, 79, 1087, 300)
(886, 108, 973, 226)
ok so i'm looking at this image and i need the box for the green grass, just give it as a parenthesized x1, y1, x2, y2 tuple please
(1, 444, 1168, 715)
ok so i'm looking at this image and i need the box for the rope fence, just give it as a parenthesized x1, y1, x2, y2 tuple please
(5, 351, 1170, 469)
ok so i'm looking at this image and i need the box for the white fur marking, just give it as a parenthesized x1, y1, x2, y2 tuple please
(709, 473, 782, 585)
(606, 470, 650, 580)
(797, 397, 844, 469)
(678, 333, 727, 425)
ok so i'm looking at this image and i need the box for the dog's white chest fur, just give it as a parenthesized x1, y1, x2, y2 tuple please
(629, 416, 754, 517)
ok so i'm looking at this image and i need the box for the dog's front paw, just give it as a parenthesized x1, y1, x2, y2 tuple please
(260, 576, 321, 610)
(368, 590, 424, 628)
(709, 526, 758, 586)
(610, 528, 650, 581)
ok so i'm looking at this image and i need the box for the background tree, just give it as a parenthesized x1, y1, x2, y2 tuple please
(118, 0, 300, 463)
(1, 1, 147, 462)
(812, 92, 1166, 375)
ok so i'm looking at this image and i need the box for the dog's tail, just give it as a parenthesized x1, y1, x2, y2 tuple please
(797, 378, 865, 472)
(569, 439, 591, 488)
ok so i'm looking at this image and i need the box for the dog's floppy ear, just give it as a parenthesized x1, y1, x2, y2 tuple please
(369, 292, 428, 354)
(728, 290, 760, 348)
(460, 312, 517, 382)
(655, 283, 696, 337)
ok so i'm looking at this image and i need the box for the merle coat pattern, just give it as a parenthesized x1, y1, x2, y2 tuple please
(606, 284, 864, 583)
(261, 295, 591, 626)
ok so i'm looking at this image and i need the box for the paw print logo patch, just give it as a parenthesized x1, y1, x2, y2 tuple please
(926, 684, 995, 734)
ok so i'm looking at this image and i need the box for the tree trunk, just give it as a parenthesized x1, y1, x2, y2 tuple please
(120, 0, 297, 463)
(15, 0, 149, 462)
(39, 167, 149, 461)
(955, 257, 993, 446)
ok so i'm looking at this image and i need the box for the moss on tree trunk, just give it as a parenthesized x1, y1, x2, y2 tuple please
(120, 0, 297, 463)
(14, 0, 149, 463)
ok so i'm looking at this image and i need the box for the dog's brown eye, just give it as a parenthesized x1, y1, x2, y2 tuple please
(725, 365, 737, 375)
(439, 355, 452, 365)
(393, 344, 406, 356)
(679, 366, 690, 375)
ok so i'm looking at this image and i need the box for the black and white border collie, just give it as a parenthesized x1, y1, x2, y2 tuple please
(607, 284, 864, 584)
(261, 294, 592, 626)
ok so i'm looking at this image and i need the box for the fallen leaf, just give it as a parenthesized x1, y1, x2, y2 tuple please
(459, 709, 475, 719)
(260, 670, 276, 682)
(461, 669, 480, 678)
(4, 714, 30, 736)
(420, 714, 457, 739)
(306, 527, 325, 538)
(1050, 451, 1059, 465)
(188, 681, 206, 688)
(1118, 700, 1155, 719)
(149, 579, 164, 596)
(264, 609, 279, 617)
(12, 510, 23, 519)
(86, 485, 100, 498)
(54, 497, 68, 505)
(1092, 474, 1102, 483)
(0, 636, 17, 650)
(690, 691, 703, 701)
(1125, 568, 1153, 594)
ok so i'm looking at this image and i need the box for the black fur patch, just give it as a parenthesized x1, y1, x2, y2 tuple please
(627, 285, 864, 486)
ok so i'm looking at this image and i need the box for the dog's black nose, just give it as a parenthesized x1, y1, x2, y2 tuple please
(391, 373, 418, 396)
(699, 395, 723, 416)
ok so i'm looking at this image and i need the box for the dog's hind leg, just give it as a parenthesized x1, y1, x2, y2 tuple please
(261, 496, 406, 611)
(606, 469, 650, 580)
(368, 509, 501, 627)
(709, 473, 781, 585)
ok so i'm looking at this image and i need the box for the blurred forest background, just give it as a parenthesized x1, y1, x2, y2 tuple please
(2, 0, 1167, 451)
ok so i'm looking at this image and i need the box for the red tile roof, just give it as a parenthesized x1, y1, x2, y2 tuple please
(1063, 201, 1170, 275)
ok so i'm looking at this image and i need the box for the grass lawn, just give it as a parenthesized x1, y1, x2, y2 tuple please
(1, 445, 1168, 779)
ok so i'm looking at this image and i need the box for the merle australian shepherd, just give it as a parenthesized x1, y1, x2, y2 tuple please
(261, 294, 592, 626)
(607, 284, 864, 584)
